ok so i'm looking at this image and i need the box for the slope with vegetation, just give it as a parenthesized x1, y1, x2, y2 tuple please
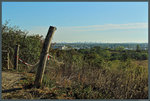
(2, 22, 148, 99)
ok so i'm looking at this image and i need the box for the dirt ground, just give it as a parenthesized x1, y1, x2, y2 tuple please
(1, 71, 57, 99)
(2, 71, 27, 98)
(2, 72, 24, 89)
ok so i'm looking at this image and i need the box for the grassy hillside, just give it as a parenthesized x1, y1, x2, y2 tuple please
(2, 22, 148, 99)
(40, 48, 148, 99)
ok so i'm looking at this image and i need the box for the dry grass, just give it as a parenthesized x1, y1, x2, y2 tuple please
(2, 60, 148, 99)
(42, 60, 148, 99)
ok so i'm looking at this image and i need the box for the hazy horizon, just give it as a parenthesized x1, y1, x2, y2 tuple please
(51, 42, 148, 44)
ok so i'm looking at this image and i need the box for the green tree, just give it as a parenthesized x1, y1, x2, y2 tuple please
(115, 46, 124, 51)
(136, 44, 141, 52)
(2, 21, 43, 67)
(141, 53, 148, 60)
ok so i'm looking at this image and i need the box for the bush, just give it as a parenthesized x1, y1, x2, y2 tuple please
(2, 21, 43, 69)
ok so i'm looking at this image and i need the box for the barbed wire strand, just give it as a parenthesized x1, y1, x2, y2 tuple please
(18, 54, 64, 72)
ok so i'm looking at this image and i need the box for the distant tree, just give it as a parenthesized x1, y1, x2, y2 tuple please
(136, 44, 141, 52)
(103, 50, 111, 60)
(121, 52, 130, 61)
(110, 53, 120, 61)
(141, 53, 148, 60)
(134, 52, 142, 60)
(115, 46, 125, 51)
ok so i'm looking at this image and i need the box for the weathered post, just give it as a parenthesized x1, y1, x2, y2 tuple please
(34, 26, 57, 88)
(14, 44, 20, 70)
(7, 50, 10, 69)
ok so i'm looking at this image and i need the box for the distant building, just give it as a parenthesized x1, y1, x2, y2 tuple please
(52, 45, 71, 50)
(60, 45, 68, 50)
(124, 48, 129, 50)
(124, 48, 134, 50)
(143, 47, 148, 50)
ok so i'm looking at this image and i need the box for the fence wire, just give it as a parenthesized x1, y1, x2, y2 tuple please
(17, 53, 64, 73)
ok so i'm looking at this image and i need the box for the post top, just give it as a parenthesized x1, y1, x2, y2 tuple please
(49, 26, 57, 30)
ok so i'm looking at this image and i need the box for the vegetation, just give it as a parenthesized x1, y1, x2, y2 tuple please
(2, 22, 148, 99)
(2, 21, 43, 70)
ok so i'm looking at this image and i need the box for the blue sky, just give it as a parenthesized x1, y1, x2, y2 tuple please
(2, 2, 148, 43)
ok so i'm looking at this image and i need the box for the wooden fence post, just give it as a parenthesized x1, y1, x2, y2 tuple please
(7, 50, 10, 69)
(2, 50, 8, 69)
(14, 44, 20, 70)
(34, 26, 57, 88)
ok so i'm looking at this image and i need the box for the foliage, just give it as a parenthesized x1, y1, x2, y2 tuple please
(136, 44, 141, 52)
(42, 47, 148, 99)
(2, 21, 43, 69)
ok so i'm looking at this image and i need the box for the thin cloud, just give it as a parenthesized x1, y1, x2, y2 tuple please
(28, 22, 148, 36)
(27, 23, 148, 43)
(60, 23, 148, 32)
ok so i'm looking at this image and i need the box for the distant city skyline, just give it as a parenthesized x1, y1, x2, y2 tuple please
(2, 2, 148, 43)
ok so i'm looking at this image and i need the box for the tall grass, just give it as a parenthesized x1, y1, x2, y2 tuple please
(42, 59, 148, 99)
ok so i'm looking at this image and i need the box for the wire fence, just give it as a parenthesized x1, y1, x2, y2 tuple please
(2, 49, 64, 73)
(18, 54, 64, 67)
